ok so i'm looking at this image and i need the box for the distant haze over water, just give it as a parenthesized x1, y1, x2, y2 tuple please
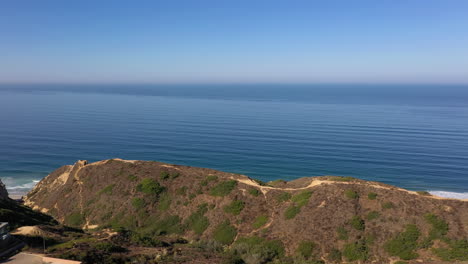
(1, 84, 467, 198)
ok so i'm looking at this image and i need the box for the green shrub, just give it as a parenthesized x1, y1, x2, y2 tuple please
(343, 239, 368, 261)
(93, 242, 125, 253)
(276, 192, 292, 202)
(367, 192, 377, 200)
(233, 236, 285, 264)
(66, 212, 85, 227)
(248, 188, 261, 197)
(432, 239, 468, 261)
(337, 226, 348, 240)
(131, 198, 145, 210)
(384, 224, 420, 260)
(176, 186, 187, 196)
(253, 179, 267, 186)
(394, 261, 408, 264)
(142, 215, 182, 235)
(210, 180, 237, 196)
(223, 200, 245, 215)
(284, 205, 301, 220)
(296, 241, 316, 259)
(291, 190, 313, 207)
(213, 221, 237, 245)
(252, 215, 268, 229)
(160, 171, 171, 180)
(201, 175, 219, 186)
(366, 211, 380, 221)
(128, 174, 137, 181)
(344, 189, 359, 199)
(157, 193, 171, 211)
(137, 178, 165, 195)
(382, 201, 395, 209)
(98, 184, 115, 195)
(186, 204, 210, 235)
(328, 248, 342, 262)
(424, 213, 448, 240)
(350, 216, 365, 231)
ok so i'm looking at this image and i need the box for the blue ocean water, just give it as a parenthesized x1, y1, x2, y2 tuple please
(1, 84, 468, 198)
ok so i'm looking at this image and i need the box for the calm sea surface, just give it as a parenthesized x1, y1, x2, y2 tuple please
(1, 84, 468, 198)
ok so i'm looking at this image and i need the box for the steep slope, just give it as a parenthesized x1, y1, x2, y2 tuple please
(25, 159, 468, 264)
(0, 179, 56, 229)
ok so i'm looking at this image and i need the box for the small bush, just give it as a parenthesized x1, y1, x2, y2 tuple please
(366, 211, 380, 221)
(94, 242, 126, 253)
(143, 215, 183, 235)
(160, 171, 171, 180)
(66, 212, 85, 227)
(350, 216, 365, 231)
(382, 201, 395, 209)
(291, 190, 313, 207)
(201, 175, 219, 186)
(98, 184, 115, 195)
(284, 205, 301, 220)
(248, 188, 261, 197)
(297, 241, 316, 259)
(345, 190, 359, 199)
(252, 215, 268, 229)
(223, 200, 245, 215)
(276, 192, 292, 202)
(337, 226, 348, 240)
(432, 239, 468, 261)
(367, 192, 377, 200)
(424, 213, 448, 240)
(328, 248, 342, 262)
(213, 221, 237, 245)
(343, 239, 368, 261)
(157, 193, 171, 211)
(210, 180, 237, 196)
(233, 236, 285, 264)
(186, 204, 210, 235)
(253, 179, 267, 186)
(384, 224, 420, 260)
(128, 174, 137, 181)
(131, 198, 145, 210)
(176, 186, 187, 196)
(137, 178, 165, 195)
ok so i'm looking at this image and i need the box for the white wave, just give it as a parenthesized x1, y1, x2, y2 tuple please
(429, 191, 468, 200)
(6, 180, 39, 190)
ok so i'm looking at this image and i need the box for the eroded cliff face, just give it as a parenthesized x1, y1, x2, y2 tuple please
(25, 159, 468, 263)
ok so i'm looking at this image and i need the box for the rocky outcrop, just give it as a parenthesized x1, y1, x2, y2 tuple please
(0, 179, 9, 200)
(25, 159, 468, 264)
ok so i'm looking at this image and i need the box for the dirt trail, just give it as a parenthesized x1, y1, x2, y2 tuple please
(232, 175, 468, 202)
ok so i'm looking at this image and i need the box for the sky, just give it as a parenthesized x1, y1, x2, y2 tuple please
(1, 0, 468, 84)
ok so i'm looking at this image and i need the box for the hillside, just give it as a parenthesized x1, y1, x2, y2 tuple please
(24, 159, 468, 264)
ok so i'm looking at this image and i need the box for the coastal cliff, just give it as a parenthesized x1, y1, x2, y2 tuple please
(23, 159, 468, 263)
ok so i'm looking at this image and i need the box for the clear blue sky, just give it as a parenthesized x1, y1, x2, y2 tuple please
(1, 0, 468, 84)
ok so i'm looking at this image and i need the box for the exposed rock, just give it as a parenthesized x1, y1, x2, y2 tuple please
(0, 179, 9, 200)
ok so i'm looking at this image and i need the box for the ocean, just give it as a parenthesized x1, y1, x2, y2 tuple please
(1, 84, 467, 198)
